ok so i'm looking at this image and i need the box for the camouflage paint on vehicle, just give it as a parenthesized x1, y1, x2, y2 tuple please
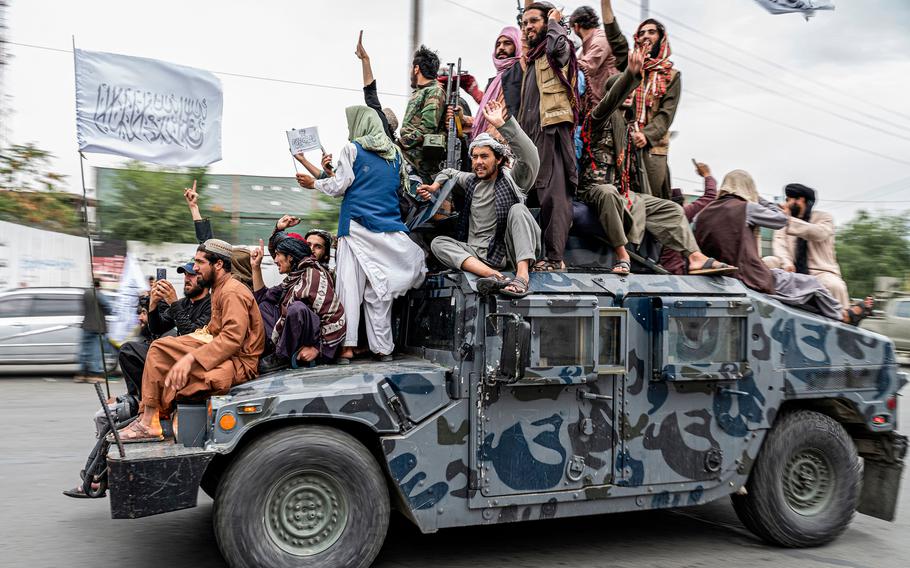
(193, 271, 903, 533)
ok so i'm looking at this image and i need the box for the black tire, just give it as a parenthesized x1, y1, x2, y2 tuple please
(213, 425, 389, 568)
(731, 409, 861, 547)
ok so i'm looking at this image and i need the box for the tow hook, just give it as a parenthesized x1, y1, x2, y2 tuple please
(380, 380, 413, 433)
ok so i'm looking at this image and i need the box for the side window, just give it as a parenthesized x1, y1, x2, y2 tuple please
(654, 297, 750, 381)
(895, 301, 910, 319)
(537, 316, 593, 367)
(32, 296, 83, 317)
(405, 294, 456, 351)
(666, 316, 745, 365)
(0, 296, 33, 317)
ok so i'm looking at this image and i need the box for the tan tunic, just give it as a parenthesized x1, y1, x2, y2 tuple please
(771, 210, 850, 306)
(141, 271, 265, 412)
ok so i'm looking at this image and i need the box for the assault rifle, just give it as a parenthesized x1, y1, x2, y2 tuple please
(443, 58, 463, 170)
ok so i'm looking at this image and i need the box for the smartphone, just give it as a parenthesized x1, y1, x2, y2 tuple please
(156, 268, 167, 281)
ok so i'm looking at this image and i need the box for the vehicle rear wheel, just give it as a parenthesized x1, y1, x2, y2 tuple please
(213, 425, 389, 568)
(731, 409, 861, 547)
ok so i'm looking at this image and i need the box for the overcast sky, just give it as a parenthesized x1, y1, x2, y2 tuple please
(4, 0, 910, 225)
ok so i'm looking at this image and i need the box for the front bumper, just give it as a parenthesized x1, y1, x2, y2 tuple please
(107, 441, 214, 519)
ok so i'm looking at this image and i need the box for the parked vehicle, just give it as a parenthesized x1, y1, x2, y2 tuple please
(103, 272, 906, 568)
(0, 287, 118, 374)
(862, 293, 910, 360)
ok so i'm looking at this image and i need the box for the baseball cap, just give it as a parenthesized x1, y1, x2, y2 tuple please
(176, 261, 197, 275)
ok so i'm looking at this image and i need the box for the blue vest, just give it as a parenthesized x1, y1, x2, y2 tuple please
(337, 142, 408, 237)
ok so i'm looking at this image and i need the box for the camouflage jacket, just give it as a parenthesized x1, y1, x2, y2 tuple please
(399, 81, 446, 178)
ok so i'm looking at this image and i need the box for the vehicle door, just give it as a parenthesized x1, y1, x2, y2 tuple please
(472, 295, 625, 507)
(891, 300, 910, 352)
(0, 295, 35, 363)
(617, 295, 756, 488)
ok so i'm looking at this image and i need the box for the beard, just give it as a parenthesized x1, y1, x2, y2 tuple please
(527, 30, 545, 49)
(410, 68, 418, 89)
(198, 269, 215, 289)
(184, 281, 205, 299)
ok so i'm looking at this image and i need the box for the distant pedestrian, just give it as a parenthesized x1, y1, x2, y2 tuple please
(76, 279, 112, 383)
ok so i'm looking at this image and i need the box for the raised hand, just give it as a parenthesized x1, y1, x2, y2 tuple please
(296, 173, 316, 189)
(321, 153, 334, 175)
(251, 238, 265, 268)
(692, 160, 711, 178)
(628, 46, 645, 76)
(482, 100, 507, 128)
(276, 214, 300, 231)
(355, 30, 368, 60)
(183, 179, 198, 206)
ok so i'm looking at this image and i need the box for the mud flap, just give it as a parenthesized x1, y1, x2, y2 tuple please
(857, 432, 907, 522)
(108, 442, 215, 519)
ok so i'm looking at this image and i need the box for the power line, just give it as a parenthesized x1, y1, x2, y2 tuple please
(683, 88, 910, 166)
(672, 50, 910, 143)
(440, 0, 510, 25)
(617, 0, 910, 125)
(5, 40, 409, 98)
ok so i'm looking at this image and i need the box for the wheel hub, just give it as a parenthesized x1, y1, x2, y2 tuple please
(783, 449, 833, 516)
(265, 470, 349, 556)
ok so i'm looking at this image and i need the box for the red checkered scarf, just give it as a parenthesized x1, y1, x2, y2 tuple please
(633, 29, 674, 128)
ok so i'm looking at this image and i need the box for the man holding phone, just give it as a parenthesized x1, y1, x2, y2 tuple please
(148, 263, 212, 338)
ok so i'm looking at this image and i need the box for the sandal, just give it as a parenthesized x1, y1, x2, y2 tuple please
(845, 298, 874, 326)
(689, 258, 738, 276)
(500, 276, 530, 298)
(611, 260, 631, 275)
(112, 420, 164, 444)
(476, 274, 510, 295)
(532, 259, 565, 273)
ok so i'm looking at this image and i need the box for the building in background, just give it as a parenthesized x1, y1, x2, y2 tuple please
(94, 167, 339, 245)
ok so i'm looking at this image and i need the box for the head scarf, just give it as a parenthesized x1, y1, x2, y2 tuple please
(471, 27, 523, 141)
(525, 11, 580, 125)
(784, 183, 817, 275)
(345, 105, 409, 193)
(719, 170, 760, 203)
(305, 229, 334, 268)
(275, 232, 313, 266)
(633, 20, 674, 128)
(230, 247, 253, 290)
(469, 132, 510, 157)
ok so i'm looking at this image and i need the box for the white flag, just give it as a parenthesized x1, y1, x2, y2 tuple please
(752, 0, 835, 19)
(75, 49, 223, 167)
(108, 253, 146, 342)
(286, 127, 322, 155)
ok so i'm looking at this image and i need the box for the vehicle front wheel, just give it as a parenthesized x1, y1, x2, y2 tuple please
(731, 409, 861, 547)
(214, 425, 390, 568)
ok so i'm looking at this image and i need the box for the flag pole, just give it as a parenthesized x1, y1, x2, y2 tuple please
(73, 36, 112, 399)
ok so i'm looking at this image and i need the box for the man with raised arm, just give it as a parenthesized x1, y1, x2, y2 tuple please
(354, 31, 398, 140)
(421, 101, 541, 298)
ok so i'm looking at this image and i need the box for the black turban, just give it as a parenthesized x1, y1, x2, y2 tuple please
(784, 183, 817, 275)
(271, 231, 312, 266)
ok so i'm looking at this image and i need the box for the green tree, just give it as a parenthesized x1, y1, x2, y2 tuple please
(0, 143, 80, 234)
(99, 162, 228, 244)
(836, 210, 910, 298)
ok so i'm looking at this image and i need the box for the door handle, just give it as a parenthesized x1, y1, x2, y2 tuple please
(579, 391, 613, 402)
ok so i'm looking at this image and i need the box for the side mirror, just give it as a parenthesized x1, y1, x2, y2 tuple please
(499, 319, 531, 382)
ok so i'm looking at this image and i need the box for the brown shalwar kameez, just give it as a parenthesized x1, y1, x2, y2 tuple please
(141, 272, 265, 414)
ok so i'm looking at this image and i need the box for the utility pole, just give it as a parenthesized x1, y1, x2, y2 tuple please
(640, 0, 649, 21)
(409, 0, 421, 87)
(0, 0, 9, 146)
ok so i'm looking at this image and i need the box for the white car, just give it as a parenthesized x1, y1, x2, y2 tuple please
(0, 287, 118, 374)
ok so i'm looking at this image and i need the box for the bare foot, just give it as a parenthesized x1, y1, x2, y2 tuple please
(296, 346, 319, 362)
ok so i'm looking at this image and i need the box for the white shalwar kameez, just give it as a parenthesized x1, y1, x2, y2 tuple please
(315, 143, 427, 355)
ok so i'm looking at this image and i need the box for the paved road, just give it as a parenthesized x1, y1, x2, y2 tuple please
(3, 376, 908, 568)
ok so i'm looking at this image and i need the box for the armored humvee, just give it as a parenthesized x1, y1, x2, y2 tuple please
(104, 271, 907, 568)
